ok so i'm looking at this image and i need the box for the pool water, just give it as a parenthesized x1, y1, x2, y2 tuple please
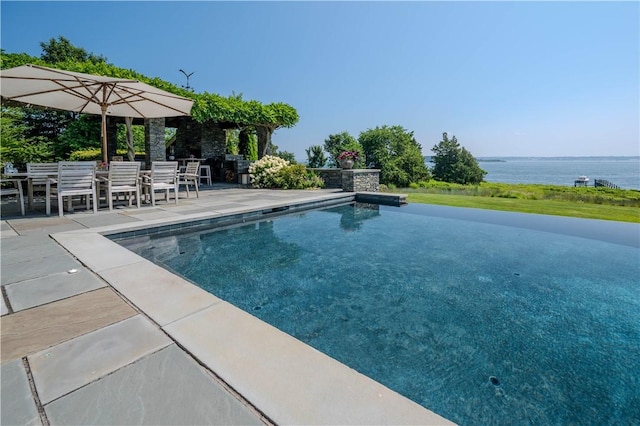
(119, 203, 640, 425)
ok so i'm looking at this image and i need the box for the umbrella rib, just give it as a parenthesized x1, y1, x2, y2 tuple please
(110, 87, 192, 115)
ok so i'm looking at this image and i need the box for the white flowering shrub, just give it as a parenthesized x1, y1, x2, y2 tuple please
(248, 155, 290, 188)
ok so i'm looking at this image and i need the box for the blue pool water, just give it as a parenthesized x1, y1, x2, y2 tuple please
(119, 203, 640, 425)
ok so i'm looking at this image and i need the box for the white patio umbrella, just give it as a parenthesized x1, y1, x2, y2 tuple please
(0, 64, 194, 163)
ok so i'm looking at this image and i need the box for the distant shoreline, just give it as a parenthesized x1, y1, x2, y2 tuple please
(424, 156, 640, 163)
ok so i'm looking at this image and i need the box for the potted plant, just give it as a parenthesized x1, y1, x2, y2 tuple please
(337, 151, 360, 169)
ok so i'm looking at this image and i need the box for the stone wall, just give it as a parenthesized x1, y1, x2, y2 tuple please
(174, 118, 226, 159)
(308, 168, 380, 192)
(200, 122, 226, 158)
(341, 169, 380, 192)
(309, 169, 342, 189)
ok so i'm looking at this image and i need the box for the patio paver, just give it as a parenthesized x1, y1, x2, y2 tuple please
(44, 344, 264, 425)
(0, 359, 41, 426)
(1, 287, 136, 362)
(29, 315, 171, 404)
(5, 268, 106, 312)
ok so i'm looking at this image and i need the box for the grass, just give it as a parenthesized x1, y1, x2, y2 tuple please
(385, 182, 640, 223)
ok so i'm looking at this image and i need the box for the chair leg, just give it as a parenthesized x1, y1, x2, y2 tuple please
(58, 194, 64, 217)
(150, 189, 156, 207)
(135, 187, 140, 209)
(194, 178, 199, 198)
(17, 182, 25, 216)
(92, 189, 98, 214)
(27, 180, 34, 210)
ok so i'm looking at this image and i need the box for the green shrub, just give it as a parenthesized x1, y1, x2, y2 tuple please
(274, 164, 324, 189)
(69, 149, 144, 161)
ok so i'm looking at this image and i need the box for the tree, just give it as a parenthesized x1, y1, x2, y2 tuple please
(358, 125, 430, 187)
(55, 115, 101, 159)
(0, 107, 53, 167)
(40, 36, 106, 64)
(323, 132, 363, 168)
(274, 150, 297, 164)
(431, 132, 486, 184)
(306, 145, 327, 168)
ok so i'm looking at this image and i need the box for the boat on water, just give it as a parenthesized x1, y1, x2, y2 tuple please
(574, 175, 589, 186)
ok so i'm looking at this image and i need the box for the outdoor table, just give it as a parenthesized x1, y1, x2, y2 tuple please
(3, 172, 57, 216)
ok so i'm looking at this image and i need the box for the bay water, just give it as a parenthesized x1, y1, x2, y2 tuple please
(471, 157, 640, 190)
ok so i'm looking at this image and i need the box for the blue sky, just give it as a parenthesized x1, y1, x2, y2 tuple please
(2, 1, 638, 160)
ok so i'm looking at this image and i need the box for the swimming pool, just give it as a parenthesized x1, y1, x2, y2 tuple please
(118, 202, 640, 424)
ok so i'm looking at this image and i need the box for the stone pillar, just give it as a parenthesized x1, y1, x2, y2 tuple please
(174, 117, 200, 158)
(145, 118, 165, 169)
(201, 122, 226, 159)
(341, 169, 380, 192)
(106, 117, 118, 161)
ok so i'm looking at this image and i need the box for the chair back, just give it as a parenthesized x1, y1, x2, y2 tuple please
(57, 161, 96, 192)
(27, 162, 58, 185)
(151, 161, 178, 184)
(184, 161, 200, 176)
(108, 162, 140, 186)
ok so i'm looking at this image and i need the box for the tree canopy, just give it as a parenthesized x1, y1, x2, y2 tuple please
(358, 125, 430, 187)
(323, 131, 364, 168)
(40, 36, 106, 64)
(431, 132, 486, 184)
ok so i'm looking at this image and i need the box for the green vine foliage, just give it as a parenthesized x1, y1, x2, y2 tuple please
(0, 51, 299, 131)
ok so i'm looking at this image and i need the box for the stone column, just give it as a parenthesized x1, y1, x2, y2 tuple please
(200, 122, 226, 159)
(145, 118, 165, 169)
(106, 117, 118, 161)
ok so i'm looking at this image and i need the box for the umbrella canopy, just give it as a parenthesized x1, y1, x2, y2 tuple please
(0, 64, 194, 163)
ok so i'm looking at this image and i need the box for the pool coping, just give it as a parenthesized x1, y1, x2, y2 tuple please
(49, 192, 453, 425)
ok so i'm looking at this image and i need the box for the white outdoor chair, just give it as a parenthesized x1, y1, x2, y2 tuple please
(142, 161, 179, 206)
(1, 178, 26, 216)
(99, 161, 141, 210)
(26, 162, 58, 209)
(178, 161, 200, 198)
(50, 161, 98, 217)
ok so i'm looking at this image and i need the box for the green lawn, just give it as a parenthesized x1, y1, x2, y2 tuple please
(405, 192, 640, 223)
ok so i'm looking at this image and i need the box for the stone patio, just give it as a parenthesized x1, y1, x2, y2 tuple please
(1, 184, 451, 425)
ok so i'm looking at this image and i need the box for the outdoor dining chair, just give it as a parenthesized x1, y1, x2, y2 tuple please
(141, 161, 179, 206)
(50, 161, 98, 217)
(99, 161, 141, 210)
(178, 160, 200, 198)
(26, 162, 58, 209)
(0, 178, 26, 216)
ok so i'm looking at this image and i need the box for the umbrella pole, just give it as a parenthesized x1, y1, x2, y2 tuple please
(101, 104, 108, 164)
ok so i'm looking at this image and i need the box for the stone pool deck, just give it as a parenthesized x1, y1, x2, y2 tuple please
(1, 185, 452, 425)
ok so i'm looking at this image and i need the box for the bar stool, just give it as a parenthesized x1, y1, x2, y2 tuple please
(199, 164, 212, 185)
